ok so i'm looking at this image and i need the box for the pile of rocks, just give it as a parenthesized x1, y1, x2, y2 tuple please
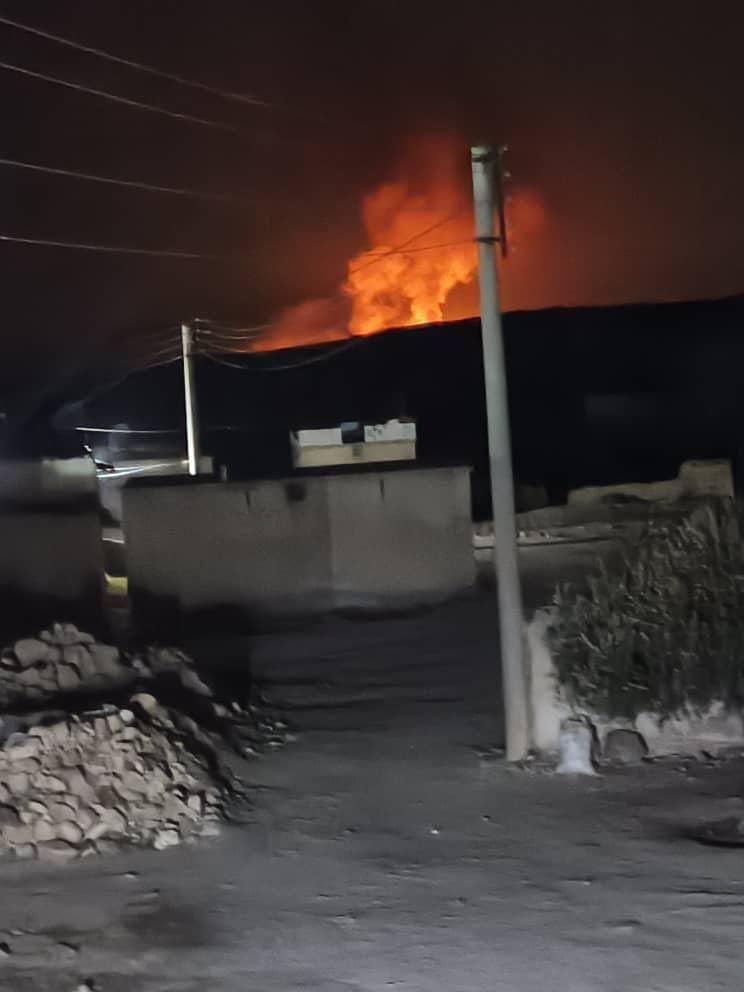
(0, 624, 132, 707)
(0, 623, 215, 711)
(0, 698, 226, 862)
(0, 622, 285, 860)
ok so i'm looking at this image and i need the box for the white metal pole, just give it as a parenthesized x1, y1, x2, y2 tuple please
(181, 321, 200, 476)
(471, 145, 529, 761)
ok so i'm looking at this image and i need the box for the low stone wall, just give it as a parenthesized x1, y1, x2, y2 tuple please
(567, 458, 734, 508)
(525, 608, 744, 757)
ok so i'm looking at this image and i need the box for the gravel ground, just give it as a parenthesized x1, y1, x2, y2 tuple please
(0, 586, 743, 991)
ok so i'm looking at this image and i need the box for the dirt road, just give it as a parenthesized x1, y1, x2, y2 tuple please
(1, 596, 743, 990)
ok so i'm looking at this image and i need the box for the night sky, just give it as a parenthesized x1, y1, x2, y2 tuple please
(1, 0, 743, 403)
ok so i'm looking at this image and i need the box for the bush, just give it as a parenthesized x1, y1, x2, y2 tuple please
(549, 502, 744, 720)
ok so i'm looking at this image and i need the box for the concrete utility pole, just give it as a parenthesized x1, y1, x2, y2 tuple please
(180, 321, 201, 476)
(470, 145, 529, 761)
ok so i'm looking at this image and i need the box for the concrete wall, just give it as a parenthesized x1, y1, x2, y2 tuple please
(0, 458, 104, 636)
(327, 469, 473, 609)
(123, 466, 474, 629)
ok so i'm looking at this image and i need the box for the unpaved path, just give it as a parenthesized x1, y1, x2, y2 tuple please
(0, 597, 743, 990)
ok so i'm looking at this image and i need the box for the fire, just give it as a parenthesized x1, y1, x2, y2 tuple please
(259, 142, 545, 351)
(342, 181, 476, 336)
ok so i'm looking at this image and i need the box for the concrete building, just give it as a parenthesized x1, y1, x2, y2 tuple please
(291, 419, 416, 469)
(123, 464, 474, 632)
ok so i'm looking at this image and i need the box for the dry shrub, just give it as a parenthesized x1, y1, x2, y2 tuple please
(550, 502, 744, 719)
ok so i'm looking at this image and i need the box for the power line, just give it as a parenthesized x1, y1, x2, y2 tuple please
(74, 426, 180, 434)
(0, 156, 257, 206)
(0, 12, 276, 109)
(0, 58, 242, 134)
(362, 238, 474, 258)
(347, 208, 469, 276)
(194, 321, 270, 341)
(0, 233, 216, 258)
(199, 335, 367, 372)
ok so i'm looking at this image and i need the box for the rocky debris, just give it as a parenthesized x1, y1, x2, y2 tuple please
(0, 699, 228, 861)
(0, 621, 288, 860)
(0, 624, 134, 710)
(0, 624, 222, 713)
(603, 728, 649, 764)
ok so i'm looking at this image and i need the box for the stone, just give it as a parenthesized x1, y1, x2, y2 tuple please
(44, 645, 62, 664)
(0, 804, 20, 827)
(85, 820, 108, 842)
(153, 828, 181, 850)
(3, 824, 34, 846)
(88, 643, 122, 678)
(96, 785, 118, 808)
(36, 840, 79, 863)
(55, 623, 83, 646)
(58, 768, 94, 800)
(64, 645, 96, 680)
(57, 821, 83, 845)
(39, 775, 67, 794)
(33, 819, 56, 843)
(57, 664, 82, 692)
(13, 757, 42, 774)
(106, 713, 123, 735)
(18, 667, 42, 687)
(7, 772, 29, 795)
(603, 728, 649, 765)
(130, 693, 160, 717)
(101, 808, 128, 835)
(7, 740, 41, 762)
(27, 800, 47, 816)
(119, 770, 147, 795)
(13, 638, 49, 669)
(48, 800, 77, 823)
(27, 725, 52, 744)
(95, 839, 123, 857)
(119, 709, 135, 725)
(14, 843, 36, 860)
(149, 646, 185, 673)
(52, 722, 72, 745)
(76, 807, 95, 832)
(179, 667, 212, 698)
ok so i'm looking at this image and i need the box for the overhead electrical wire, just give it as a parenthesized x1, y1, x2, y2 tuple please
(0, 12, 276, 109)
(0, 156, 257, 206)
(74, 425, 180, 434)
(0, 58, 243, 134)
(362, 238, 474, 257)
(199, 335, 368, 372)
(0, 233, 217, 258)
(347, 208, 469, 276)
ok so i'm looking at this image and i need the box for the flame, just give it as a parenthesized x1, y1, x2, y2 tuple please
(342, 181, 476, 335)
(259, 143, 546, 351)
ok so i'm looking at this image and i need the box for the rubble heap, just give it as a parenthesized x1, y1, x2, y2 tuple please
(0, 623, 211, 710)
(0, 622, 279, 861)
(0, 699, 226, 862)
